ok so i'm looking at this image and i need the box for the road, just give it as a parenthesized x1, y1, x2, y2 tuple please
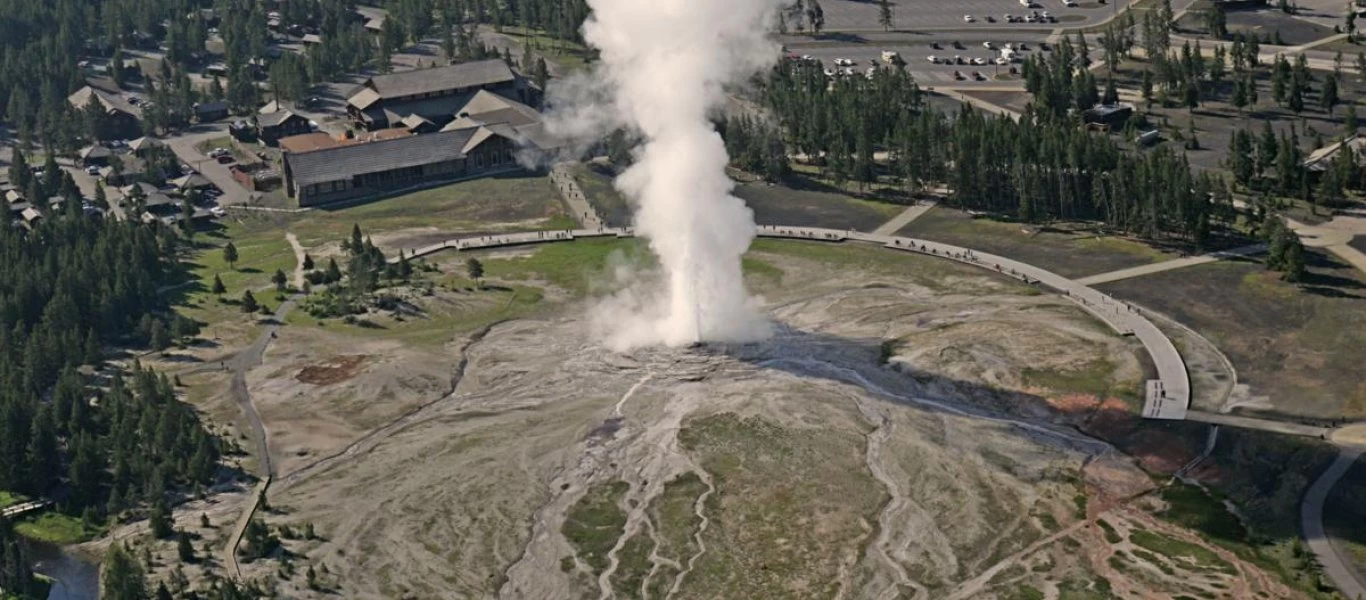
(1303, 441, 1366, 600)
(163, 124, 255, 207)
(1073, 244, 1267, 286)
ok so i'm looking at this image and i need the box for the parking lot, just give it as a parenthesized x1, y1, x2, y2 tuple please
(812, 0, 1130, 31)
(792, 31, 1055, 84)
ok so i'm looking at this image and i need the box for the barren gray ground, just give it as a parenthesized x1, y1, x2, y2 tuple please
(173, 243, 1310, 600)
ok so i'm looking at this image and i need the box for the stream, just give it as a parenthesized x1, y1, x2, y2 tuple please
(29, 542, 99, 600)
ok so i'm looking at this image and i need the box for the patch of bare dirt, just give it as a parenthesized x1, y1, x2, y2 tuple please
(296, 355, 369, 386)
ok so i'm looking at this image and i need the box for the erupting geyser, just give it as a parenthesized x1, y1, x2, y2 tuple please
(545, 0, 786, 350)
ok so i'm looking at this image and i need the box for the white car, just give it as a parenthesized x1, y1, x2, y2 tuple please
(1041, 10, 1051, 18)
(963, 14, 975, 22)
(210, 206, 226, 217)
(972, 57, 987, 65)
(1004, 43, 1015, 50)
(983, 41, 994, 49)
(1063, 0, 1077, 5)
(841, 67, 856, 76)
(833, 57, 853, 66)
(865, 67, 878, 78)
(928, 55, 939, 63)
(824, 68, 836, 77)
(995, 57, 1010, 65)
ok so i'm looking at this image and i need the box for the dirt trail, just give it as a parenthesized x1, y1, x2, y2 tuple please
(286, 232, 306, 288)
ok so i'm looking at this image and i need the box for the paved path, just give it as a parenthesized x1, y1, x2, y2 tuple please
(401, 223, 1191, 419)
(219, 295, 292, 579)
(217, 235, 304, 578)
(1303, 442, 1366, 600)
(550, 163, 604, 229)
(871, 200, 938, 236)
(1073, 244, 1266, 286)
(1185, 410, 1331, 439)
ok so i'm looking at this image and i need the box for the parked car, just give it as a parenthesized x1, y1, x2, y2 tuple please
(953, 70, 964, 80)
(963, 14, 975, 22)
(85, 165, 100, 175)
(930, 42, 942, 49)
(927, 55, 939, 63)
(973, 71, 986, 80)
(972, 57, 987, 65)
(983, 41, 994, 49)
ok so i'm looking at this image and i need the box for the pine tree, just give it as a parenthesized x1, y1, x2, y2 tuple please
(303, 253, 315, 270)
(878, 0, 893, 31)
(150, 498, 173, 538)
(1320, 73, 1339, 114)
(222, 242, 239, 269)
(177, 530, 196, 562)
(212, 274, 227, 296)
(102, 544, 147, 600)
(466, 258, 485, 287)
(325, 258, 343, 283)
(272, 269, 288, 292)
(241, 290, 259, 313)
(1282, 237, 1306, 282)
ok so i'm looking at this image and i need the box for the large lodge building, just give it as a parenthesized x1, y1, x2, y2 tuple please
(283, 60, 555, 207)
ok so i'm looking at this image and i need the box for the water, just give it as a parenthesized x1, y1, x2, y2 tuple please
(29, 542, 99, 600)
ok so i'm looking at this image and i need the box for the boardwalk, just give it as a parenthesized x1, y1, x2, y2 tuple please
(1, 500, 50, 519)
(397, 223, 1191, 420)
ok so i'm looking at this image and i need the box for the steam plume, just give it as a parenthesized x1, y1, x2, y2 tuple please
(547, 0, 785, 349)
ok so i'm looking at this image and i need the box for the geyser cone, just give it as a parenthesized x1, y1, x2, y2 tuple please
(547, 0, 785, 350)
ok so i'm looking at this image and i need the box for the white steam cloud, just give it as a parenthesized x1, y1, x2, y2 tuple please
(547, 0, 786, 350)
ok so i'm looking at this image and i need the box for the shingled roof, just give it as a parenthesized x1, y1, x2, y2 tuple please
(354, 60, 516, 103)
(286, 128, 484, 187)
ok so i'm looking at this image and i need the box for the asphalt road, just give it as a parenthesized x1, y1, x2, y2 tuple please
(1302, 444, 1366, 600)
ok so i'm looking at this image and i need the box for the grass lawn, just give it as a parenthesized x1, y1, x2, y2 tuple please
(500, 26, 596, 71)
(285, 282, 547, 346)
(292, 173, 572, 249)
(748, 237, 1039, 296)
(901, 207, 1178, 279)
(0, 490, 27, 509)
(476, 237, 651, 297)
(15, 513, 96, 545)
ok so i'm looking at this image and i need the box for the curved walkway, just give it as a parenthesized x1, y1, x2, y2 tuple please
(400, 223, 1192, 419)
(394, 219, 1366, 595)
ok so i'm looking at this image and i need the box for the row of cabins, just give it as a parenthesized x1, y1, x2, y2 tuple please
(283, 60, 555, 206)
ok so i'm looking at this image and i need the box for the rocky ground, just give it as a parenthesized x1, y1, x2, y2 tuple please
(116, 241, 1310, 599)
